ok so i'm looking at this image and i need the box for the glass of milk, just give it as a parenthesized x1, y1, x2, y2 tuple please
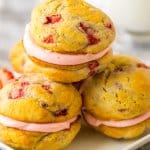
(107, 0, 150, 33)
(86, 0, 150, 48)
(86, 0, 150, 32)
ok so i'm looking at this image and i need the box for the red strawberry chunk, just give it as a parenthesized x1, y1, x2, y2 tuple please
(0, 81, 2, 89)
(54, 109, 67, 116)
(88, 34, 99, 45)
(80, 22, 89, 32)
(44, 14, 61, 24)
(21, 82, 29, 87)
(9, 88, 24, 99)
(0, 68, 14, 89)
(43, 35, 54, 43)
(88, 61, 99, 76)
(79, 22, 100, 45)
(88, 61, 99, 70)
(105, 23, 113, 29)
(8, 81, 29, 99)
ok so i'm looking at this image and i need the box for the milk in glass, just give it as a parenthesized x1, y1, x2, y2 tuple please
(86, 0, 150, 33)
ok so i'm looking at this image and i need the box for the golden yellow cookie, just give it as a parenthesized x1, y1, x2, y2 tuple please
(30, 0, 115, 54)
(10, 41, 113, 83)
(0, 73, 81, 149)
(83, 55, 150, 139)
(0, 120, 80, 150)
(95, 119, 150, 139)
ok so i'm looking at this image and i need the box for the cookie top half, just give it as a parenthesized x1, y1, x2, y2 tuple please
(83, 55, 150, 120)
(30, 0, 115, 54)
(0, 73, 82, 123)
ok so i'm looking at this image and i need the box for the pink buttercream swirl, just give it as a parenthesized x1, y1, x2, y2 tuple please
(0, 115, 77, 132)
(83, 111, 150, 128)
(23, 24, 111, 66)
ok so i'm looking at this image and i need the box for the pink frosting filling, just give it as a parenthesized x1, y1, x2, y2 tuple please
(0, 115, 77, 132)
(23, 24, 111, 66)
(83, 111, 150, 128)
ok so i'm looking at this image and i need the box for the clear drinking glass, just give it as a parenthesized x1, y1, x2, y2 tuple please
(86, 0, 150, 65)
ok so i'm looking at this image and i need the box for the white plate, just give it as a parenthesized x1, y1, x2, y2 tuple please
(0, 124, 150, 150)
(66, 124, 150, 150)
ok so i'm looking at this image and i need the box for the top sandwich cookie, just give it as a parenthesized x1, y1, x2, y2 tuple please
(29, 0, 115, 54)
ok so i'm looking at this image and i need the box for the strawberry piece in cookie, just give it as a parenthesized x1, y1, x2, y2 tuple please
(88, 61, 99, 71)
(87, 34, 99, 45)
(9, 88, 24, 99)
(79, 22, 100, 45)
(9, 82, 29, 99)
(54, 108, 68, 117)
(43, 35, 54, 43)
(105, 23, 113, 30)
(0, 81, 2, 89)
(0, 68, 14, 89)
(88, 61, 99, 76)
(21, 82, 30, 87)
(44, 14, 62, 24)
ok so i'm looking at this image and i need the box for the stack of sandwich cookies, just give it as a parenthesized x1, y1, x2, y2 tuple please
(10, 0, 115, 83)
(0, 74, 82, 149)
(82, 55, 150, 139)
(2, 0, 150, 148)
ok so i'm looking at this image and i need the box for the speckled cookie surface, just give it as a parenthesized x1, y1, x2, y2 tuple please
(30, 0, 115, 54)
(83, 55, 150, 120)
(0, 73, 82, 123)
(83, 55, 150, 139)
(10, 41, 113, 83)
